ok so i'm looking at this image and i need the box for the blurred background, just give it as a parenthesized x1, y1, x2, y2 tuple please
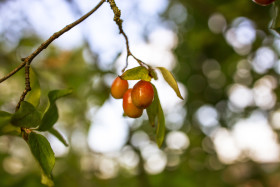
(1, 0, 280, 186)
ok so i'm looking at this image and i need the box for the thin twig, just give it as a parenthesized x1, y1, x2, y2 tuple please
(1, 0, 105, 85)
(106, 0, 148, 72)
(118, 26, 148, 72)
(1, 0, 106, 110)
(24, 0, 106, 65)
(15, 62, 31, 111)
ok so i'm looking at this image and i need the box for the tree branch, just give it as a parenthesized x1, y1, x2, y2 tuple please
(2, 0, 146, 111)
(15, 62, 31, 111)
(1, 0, 105, 84)
(0, 0, 106, 110)
(24, 0, 106, 65)
(0, 62, 26, 83)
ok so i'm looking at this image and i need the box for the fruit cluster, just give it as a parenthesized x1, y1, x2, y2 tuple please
(111, 77, 154, 118)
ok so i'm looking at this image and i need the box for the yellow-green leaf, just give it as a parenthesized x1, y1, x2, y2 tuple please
(41, 172, 54, 187)
(0, 111, 12, 128)
(149, 68, 158, 80)
(0, 124, 21, 136)
(121, 66, 151, 81)
(157, 67, 183, 100)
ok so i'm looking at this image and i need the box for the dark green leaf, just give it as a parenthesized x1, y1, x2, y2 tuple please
(121, 66, 151, 81)
(38, 89, 72, 131)
(26, 68, 41, 107)
(157, 67, 183, 100)
(0, 111, 12, 128)
(28, 132, 55, 175)
(146, 85, 159, 127)
(38, 104, 58, 131)
(271, 1, 280, 33)
(49, 128, 68, 147)
(11, 101, 41, 128)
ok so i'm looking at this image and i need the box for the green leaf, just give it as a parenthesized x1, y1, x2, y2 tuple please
(11, 101, 41, 128)
(146, 85, 165, 147)
(0, 124, 21, 136)
(149, 68, 158, 80)
(41, 172, 54, 187)
(28, 132, 55, 175)
(156, 100, 165, 148)
(0, 111, 12, 128)
(146, 85, 159, 127)
(49, 128, 68, 147)
(48, 89, 73, 102)
(271, 1, 280, 33)
(26, 68, 41, 107)
(121, 66, 152, 81)
(153, 85, 165, 148)
(0, 112, 20, 136)
(39, 105, 58, 131)
(38, 89, 72, 131)
(157, 67, 183, 100)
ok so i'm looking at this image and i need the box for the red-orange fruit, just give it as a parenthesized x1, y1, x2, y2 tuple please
(252, 0, 275, 6)
(131, 80, 154, 109)
(111, 76, 129, 99)
(123, 89, 143, 118)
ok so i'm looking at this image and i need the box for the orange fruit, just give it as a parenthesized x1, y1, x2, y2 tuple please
(111, 76, 128, 99)
(131, 80, 154, 109)
(123, 89, 143, 118)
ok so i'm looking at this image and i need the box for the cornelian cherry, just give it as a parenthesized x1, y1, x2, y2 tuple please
(131, 80, 154, 109)
(252, 0, 275, 6)
(123, 89, 143, 118)
(111, 76, 128, 99)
